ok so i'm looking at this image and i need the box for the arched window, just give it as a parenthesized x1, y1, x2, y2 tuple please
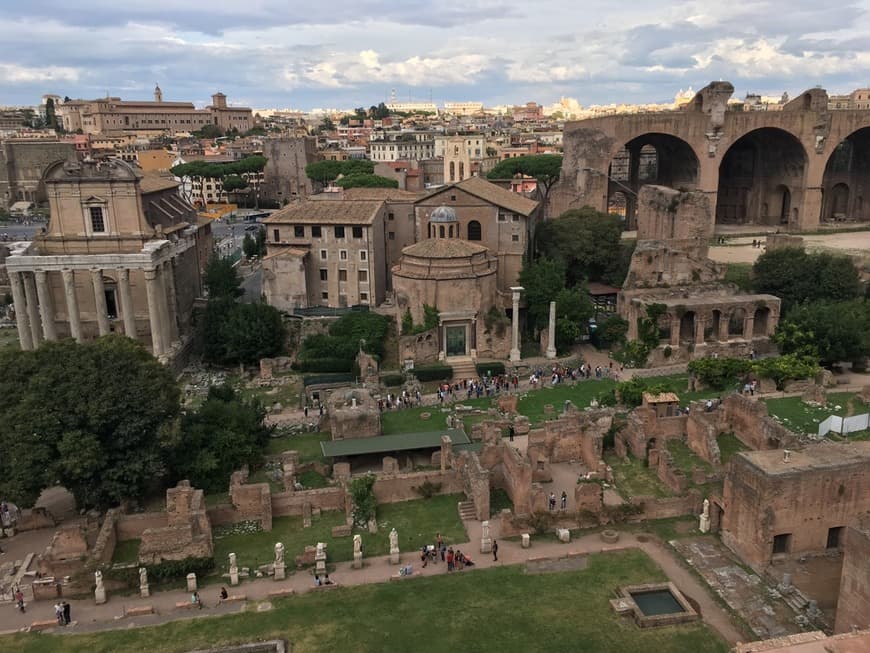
(439, 225, 445, 238)
(428, 223, 432, 238)
(449, 161, 455, 182)
(467, 220, 482, 241)
(459, 162, 465, 179)
(448, 225, 453, 237)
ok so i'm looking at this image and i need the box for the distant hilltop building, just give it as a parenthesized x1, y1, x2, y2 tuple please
(443, 102, 484, 116)
(57, 86, 253, 136)
(385, 101, 438, 114)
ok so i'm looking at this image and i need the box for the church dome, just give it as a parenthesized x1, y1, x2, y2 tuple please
(429, 205, 457, 222)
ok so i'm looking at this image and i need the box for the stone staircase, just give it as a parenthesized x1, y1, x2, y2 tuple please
(457, 500, 477, 521)
(449, 356, 477, 382)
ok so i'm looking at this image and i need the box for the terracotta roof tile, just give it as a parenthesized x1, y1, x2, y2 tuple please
(263, 200, 384, 225)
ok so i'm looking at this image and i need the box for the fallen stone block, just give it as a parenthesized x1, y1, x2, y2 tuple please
(175, 601, 197, 610)
(267, 588, 296, 599)
(29, 620, 58, 631)
(224, 594, 247, 603)
(557, 528, 571, 543)
(125, 606, 154, 617)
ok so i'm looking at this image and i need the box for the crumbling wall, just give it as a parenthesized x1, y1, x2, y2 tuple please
(230, 481, 273, 531)
(686, 411, 722, 465)
(138, 480, 215, 564)
(834, 515, 870, 634)
(89, 508, 120, 565)
(116, 512, 168, 540)
(271, 487, 345, 516)
(479, 441, 532, 515)
(721, 394, 800, 450)
(527, 407, 613, 467)
(398, 327, 440, 364)
(37, 524, 89, 577)
(656, 449, 688, 494)
(454, 451, 491, 520)
(372, 470, 464, 503)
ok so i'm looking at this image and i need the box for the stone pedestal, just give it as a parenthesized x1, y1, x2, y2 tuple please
(699, 514, 710, 533)
(274, 563, 286, 581)
(315, 560, 326, 573)
(557, 528, 570, 543)
(521, 533, 531, 549)
(480, 538, 492, 554)
(315, 543, 327, 574)
(140, 584, 150, 598)
(229, 568, 239, 586)
(186, 573, 197, 592)
(367, 519, 378, 534)
(94, 586, 106, 605)
(390, 548, 400, 565)
(353, 551, 363, 569)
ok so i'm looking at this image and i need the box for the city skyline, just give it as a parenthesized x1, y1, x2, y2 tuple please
(2, 1, 870, 110)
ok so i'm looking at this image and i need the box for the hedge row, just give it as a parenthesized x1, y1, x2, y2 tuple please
(291, 357, 354, 373)
(105, 557, 215, 588)
(413, 365, 454, 382)
(476, 362, 506, 377)
(381, 373, 405, 387)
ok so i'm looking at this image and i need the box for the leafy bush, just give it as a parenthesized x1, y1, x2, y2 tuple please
(381, 373, 405, 387)
(105, 557, 216, 589)
(483, 305, 510, 337)
(402, 304, 439, 335)
(302, 373, 355, 387)
(687, 357, 753, 390)
(413, 364, 453, 382)
(350, 473, 377, 527)
(291, 357, 354, 373)
(612, 340, 651, 369)
(752, 354, 820, 390)
(413, 480, 443, 499)
(476, 362, 506, 377)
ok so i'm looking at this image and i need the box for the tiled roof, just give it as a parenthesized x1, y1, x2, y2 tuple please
(263, 200, 384, 225)
(401, 238, 488, 258)
(341, 188, 423, 202)
(421, 176, 539, 216)
(139, 175, 180, 194)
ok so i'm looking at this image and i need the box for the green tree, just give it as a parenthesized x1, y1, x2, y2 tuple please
(242, 233, 258, 259)
(203, 302, 286, 366)
(193, 124, 224, 139)
(775, 299, 869, 366)
(0, 337, 180, 509)
(204, 256, 242, 299)
(221, 174, 249, 193)
(172, 384, 272, 492)
(319, 116, 335, 132)
(349, 473, 377, 527)
(753, 248, 862, 314)
(486, 154, 562, 208)
(335, 173, 398, 189)
(518, 257, 566, 332)
(44, 98, 58, 130)
(553, 286, 594, 352)
(535, 207, 630, 285)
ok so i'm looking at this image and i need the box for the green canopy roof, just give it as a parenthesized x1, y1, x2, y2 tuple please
(321, 429, 470, 457)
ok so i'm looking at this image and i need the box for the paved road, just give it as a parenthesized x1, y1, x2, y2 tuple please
(0, 221, 43, 242)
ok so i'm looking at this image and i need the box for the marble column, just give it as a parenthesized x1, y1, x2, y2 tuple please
(545, 301, 557, 359)
(163, 260, 179, 344)
(62, 269, 82, 342)
(156, 265, 173, 353)
(91, 270, 110, 336)
(9, 271, 33, 350)
(694, 315, 706, 345)
(718, 314, 729, 342)
(118, 269, 136, 338)
(743, 315, 755, 340)
(23, 272, 42, 346)
(669, 314, 681, 347)
(34, 270, 57, 341)
(144, 268, 166, 357)
(509, 286, 523, 362)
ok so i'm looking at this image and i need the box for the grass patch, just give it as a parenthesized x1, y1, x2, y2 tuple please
(666, 439, 713, 477)
(518, 379, 617, 426)
(111, 539, 140, 565)
(490, 487, 513, 516)
(605, 453, 673, 499)
(7, 549, 728, 653)
(641, 374, 722, 406)
(212, 494, 467, 573)
(248, 468, 284, 494)
(764, 392, 865, 435)
(205, 493, 230, 507)
(264, 431, 330, 461)
(717, 433, 749, 466)
(380, 399, 491, 434)
(724, 262, 753, 291)
(297, 470, 329, 489)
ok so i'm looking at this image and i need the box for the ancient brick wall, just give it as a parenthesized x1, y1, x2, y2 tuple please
(721, 394, 800, 450)
(527, 408, 612, 467)
(454, 450, 491, 519)
(834, 516, 870, 633)
(686, 412, 722, 465)
(398, 327, 440, 365)
(372, 470, 463, 503)
(15, 507, 56, 532)
(90, 508, 120, 565)
(630, 491, 700, 521)
(656, 449, 688, 493)
(115, 512, 168, 540)
(721, 444, 870, 570)
(231, 482, 273, 531)
(271, 487, 345, 517)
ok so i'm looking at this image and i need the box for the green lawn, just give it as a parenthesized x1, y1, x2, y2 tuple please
(518, 378, 617, 425)
(264, 431, 330, 461)
(717, 433, 749, 466)
(6, 549, 728, 653)
(490, 487, 514, 515)
(297, 469, 329, 489)
(111, 539, 140, 565)
(724, 262, 753, 291)
(764, 392, 866, 435)
(642, 374, 723, 406)
(380, 399, 491, 434)
(212, 494, 467, 573)
(666, 439, 713, 477)
(605, 453, 673, 499)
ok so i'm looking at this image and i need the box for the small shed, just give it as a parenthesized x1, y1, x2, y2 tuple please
(642, 392, 681, 418)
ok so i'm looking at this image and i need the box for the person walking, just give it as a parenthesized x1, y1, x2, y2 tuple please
(508, 424, 515, 442)
(549, 492, 556, 511)
(492, 539, 499, 562)
(219, 587, 228, 603)
(62, 600, 71, 625)
(54, 602, 64, 626)
(192, 591, 203, 609)
(15, 589, 25, 613)
(560, 491, 567, 511)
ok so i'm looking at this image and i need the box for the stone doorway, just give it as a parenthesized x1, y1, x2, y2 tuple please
(445, 324, 468, 357)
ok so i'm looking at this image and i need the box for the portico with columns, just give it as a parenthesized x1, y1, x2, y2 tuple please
(4, 156, 211, 361)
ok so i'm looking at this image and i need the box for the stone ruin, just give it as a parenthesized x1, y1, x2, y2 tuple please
(619, 186, 781, 365)
(138, 480, 214, 564)
(328, 387, 381, 439)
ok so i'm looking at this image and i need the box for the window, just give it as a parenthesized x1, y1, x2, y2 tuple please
(358, 270, 368, 282)
(388, 212, 394, 221)
(89, 206, 106, 232)
(320, 250, 327, 260)
(511, 234, 520, 242)
(312, 225, 322, 238)
(827, 526, 844, 549)
(439, 225, 445, 238)
(450, 194, 456, 201)
(512, 214, 520, 222)
(772, 533, 791, 555)
(319, 269, 328, 281)
(321, 291, 329, 300)
(467, 220, 482, 241)
(339, 269, 347, 282)
(294, 225, 305, 238)
(273, 229, 280, 242)
(340, 250, 348, 260)
(498, 213, 507, 222)
(359, 250, 367, 261)
(388, 232, 395, 240)
(360, 292, 368, 302)
(104, 287, 117, 319)
(352, 226, 363, 238)
(334, 226, 345, 238)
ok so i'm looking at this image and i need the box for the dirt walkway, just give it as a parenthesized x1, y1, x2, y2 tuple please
(0, 524, 749, 646)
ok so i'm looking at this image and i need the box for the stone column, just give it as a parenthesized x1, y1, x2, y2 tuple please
(163, 260, 179, 344)
(23, 272, 42, 346)
(743, 315, 755, 340)
(718, 314, 729, 342)
(144, 268, 166, 357)
(9, 271, 33, 350)
(669, 314, 680, 347)
(118, 269, 136, 338)
(694, 315, 705, 345)
(34, 270, 57, 341)
(91, 269, 110, 336)
(545, 301, 557, 359)
(156, 265, 173, 352)
(509, 286, 523, 362)
(62, 269, 82, 342)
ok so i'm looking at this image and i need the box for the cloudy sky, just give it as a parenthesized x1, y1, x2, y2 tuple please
(2, 0, 870, 110)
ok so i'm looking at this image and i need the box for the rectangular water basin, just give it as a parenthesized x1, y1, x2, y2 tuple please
(615, 582, 699, 628)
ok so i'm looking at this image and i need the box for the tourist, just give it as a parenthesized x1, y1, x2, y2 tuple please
(15, 588, 25, 613)
(421, 546, 429, 568)
(447, 547, 455, 571)
(492, 540, 499, 562)
(219, 587, 228, 603)
(549, 492, 556, 511)
(314, 574, 322, 586)
(560, 491, 567, 511)
(304, 405, 308, 418)
(192, 591, 203, 609)
(323, 574, 333, 585)
(63, 601, 71, 625)
(705, 399, 713, 412)
(508, 424, 515, 442)
(440, 542, 446, 562)
(436, 532, 443, 556)
(55, 602, 64, 626)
